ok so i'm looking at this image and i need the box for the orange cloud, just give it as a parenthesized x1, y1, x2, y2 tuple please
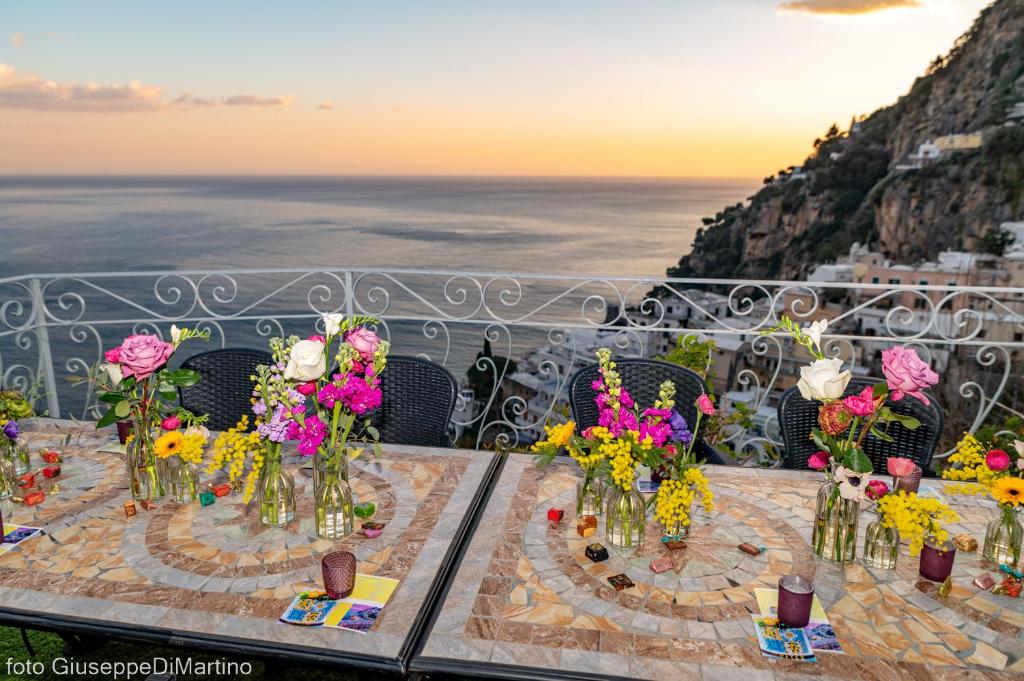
(0, 63, 294, 112)
(316, 100, 336, 110)
(11, 34, 24, 48)
(778, 0, 921, 14)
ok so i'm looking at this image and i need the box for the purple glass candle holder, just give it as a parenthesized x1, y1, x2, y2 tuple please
(919, 538, 955, 582)
(116, 420, 134, 445)
(322, 551, 356, 599)
(778, 575, 814, 628)
(893, 465, 922, 494)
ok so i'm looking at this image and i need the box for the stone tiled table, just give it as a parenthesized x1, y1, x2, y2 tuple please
(413, 454, 1024, 680)
(0, 419, 498, 673)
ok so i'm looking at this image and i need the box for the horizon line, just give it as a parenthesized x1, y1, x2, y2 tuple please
(0, 172, 762, 182)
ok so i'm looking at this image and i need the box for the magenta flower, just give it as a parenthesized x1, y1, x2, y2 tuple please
(696, 393, 715, 416)
(865, 479, 890, 501)
(808, 451, 829, 470)
(295, 381, 317, 396)
(292, 414, 327, 456)
(986, 449, 1011, 472)
(160, 415, 181, 431)
(881, 346, 939, 405)
(842, 386, 877, 417)
(104, 347, 122, 363)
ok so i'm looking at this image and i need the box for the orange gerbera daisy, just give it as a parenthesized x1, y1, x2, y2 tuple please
(154, 431, 183, 459)
(992, 477, 1024, 507)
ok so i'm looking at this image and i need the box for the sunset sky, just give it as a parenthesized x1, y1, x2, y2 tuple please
(0, 0, 991, 177)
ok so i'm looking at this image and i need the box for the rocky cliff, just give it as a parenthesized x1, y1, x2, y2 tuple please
(670, 0, 1024, 281)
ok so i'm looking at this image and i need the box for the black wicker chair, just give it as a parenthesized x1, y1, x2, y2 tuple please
(778, 376, 943, 472)
(369, 355, 458, 447)
(568, 358, 726, 465)
(177, 348, 273, 431)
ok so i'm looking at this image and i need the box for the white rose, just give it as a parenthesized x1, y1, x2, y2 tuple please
(322, 313, 344, 337)
(283, 339, 326, 382)
(797, 357, 851, 401)
(103, 362, 124, 385)
(803, 319, 828, 352)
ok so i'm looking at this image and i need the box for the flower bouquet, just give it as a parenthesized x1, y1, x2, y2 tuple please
(92, 326, 209, 501)
(0, 390, 33, 476)
(862, 472, 958, 570)
(533, 348, 713, 551)
(154, 415, 209, 503)
(944, 433, 1024, 566)
(764, 316, 938, 562)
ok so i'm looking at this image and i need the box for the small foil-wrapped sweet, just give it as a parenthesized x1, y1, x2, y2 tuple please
(953, 534, 978, 552)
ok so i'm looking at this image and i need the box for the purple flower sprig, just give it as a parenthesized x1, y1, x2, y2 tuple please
(3, 420, 19, 441)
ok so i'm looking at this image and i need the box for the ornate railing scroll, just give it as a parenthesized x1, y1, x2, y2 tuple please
(1, 269, 1021, 461)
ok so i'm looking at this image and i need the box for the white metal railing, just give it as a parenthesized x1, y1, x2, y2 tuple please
(2, 268, 1022, 463)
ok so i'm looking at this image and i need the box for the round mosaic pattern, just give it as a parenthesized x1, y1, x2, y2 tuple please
(528, 469, 816, 623)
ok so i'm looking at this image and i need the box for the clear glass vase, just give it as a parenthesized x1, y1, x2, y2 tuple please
(127, 415, 164, 501)
(6, 442, 30, 476)
(174, 460, 200, 504)
(983, 504, 1023, 567)
(315, 454, 354, 540)
(661, 497, 694, 541)
(576, 469, 604, 517)
(605, 486, 645, 553)
(0, 456, 15, 500)
(863, 517, 899, 569)
(812, 482, 859, 563)
(259, 443, 295, 526)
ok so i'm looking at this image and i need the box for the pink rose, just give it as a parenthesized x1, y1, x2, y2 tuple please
(808, 451, 830, 470)
(117, 334, 174, 380)
(986, 449, 1011, 472)
(295, 381, 317, 396)
(160, 415, 181, 431)
(886, 456, 916, 478)
(345, 327, 380, 361)
(843, 386, 877, 418)
(307, 335, 326, 344)
(104, 347, 122, 363)
(881, 346, 939, 405)
(866, 479, 890, 501)
(697, 393, 716, 416)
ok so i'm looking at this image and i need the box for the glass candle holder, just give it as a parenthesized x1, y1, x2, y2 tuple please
(893, 465, 922, 494)
(778, 575, 814, 628)
(919, 537, 956, 582)
(116, 420, 134, 445)
(322, 551, 356, 599)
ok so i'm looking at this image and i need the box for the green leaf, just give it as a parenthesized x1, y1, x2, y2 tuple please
(844, 447, 873, 473)
(161, 368, 200, 387)
(810, 431, 829, 452)
(157, 382, 178, 401)
(872, 382, 888, 399)
(98, 392, 123, 404)
(869, 426, 895, 443)
(365, 426, 380, 441)
(372, 442, 382, 459)
(894, 414, 921, 430)
(96, 408, 121, 428)
(114, 400, 130, 418)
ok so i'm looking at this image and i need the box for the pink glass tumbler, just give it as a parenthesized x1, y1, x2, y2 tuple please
(919, 539, 956, 582)
(778, 575, 814, 628)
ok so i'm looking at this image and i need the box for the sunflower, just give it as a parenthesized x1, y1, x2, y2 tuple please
(154, 431, 183, 459)
(992, 477, 1024, 507)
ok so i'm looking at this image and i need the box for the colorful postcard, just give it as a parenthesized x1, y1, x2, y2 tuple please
(636, 479, 660, 494)
(280, 574, 399, 633)
(0, 524, 43, 555)
(751, 615, 816, 662)
(753, 588, 843, 654)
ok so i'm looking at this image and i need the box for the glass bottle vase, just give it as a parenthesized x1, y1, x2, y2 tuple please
(576, 469, 604, 517)
(0, 456, 15, 500)
(605, 486, 645, 553)
(863, 518, 899, 569)
(174, 460, 200, 504)
(259, 443, 295, 526)
(4, 441, 30, 476)
(811, 482, 859, 563)
(127, 415, 164, 501)
(315, 455, 354, 540)
(983, 504, 1023, 567)
(661, 497, 694, 541)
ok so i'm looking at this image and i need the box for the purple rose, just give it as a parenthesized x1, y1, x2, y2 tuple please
(881, 346, 939, 405)
(3, 420, 19, 441)
(345, 327, 381, 362)
(117, 334, 174, 380)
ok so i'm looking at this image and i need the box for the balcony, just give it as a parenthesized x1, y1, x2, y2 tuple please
(2, 267, 1022, 464)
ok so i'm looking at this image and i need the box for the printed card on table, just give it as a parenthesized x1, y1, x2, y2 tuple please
(753, 588, 843, 654)
(0, 524, 43, 555)
(280, 574, 399, 634)
(751, 615, 816, 662)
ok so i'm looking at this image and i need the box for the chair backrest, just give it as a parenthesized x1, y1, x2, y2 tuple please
(178, 348, 273, 431)
(778, 376, 943, 472)
(371, 355, 458, 447)
(569, 359, 715, 457)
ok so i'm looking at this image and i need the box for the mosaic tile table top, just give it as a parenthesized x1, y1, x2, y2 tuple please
(415, 454, 1024, 681)
(0, 419, 496, 669)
